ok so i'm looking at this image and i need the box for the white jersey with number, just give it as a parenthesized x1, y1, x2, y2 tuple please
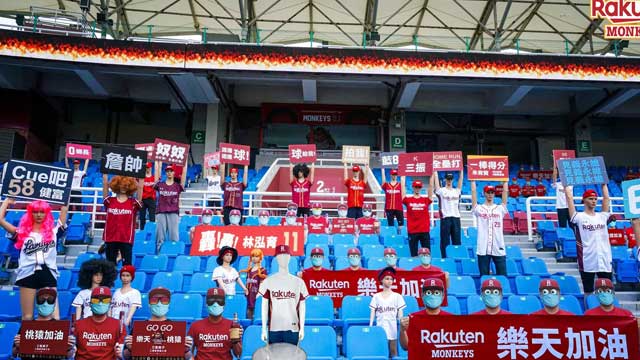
(571, 212, 612, 272)
(472, 204, 507, 256)
(436, 187, 461, 218)
(110, 288, 142, 321)
(212, 266, 239, 295)
(552, 181, 570, 209)
(258, 273, 309, 332)
(206, 175, 222, 195)
(72, 289, 92, 319)
(369, 292, 406, 340)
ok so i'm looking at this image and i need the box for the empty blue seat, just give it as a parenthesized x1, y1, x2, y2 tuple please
(448, 276, 476, 297)
(189, 273, 215, 295)
(508, 295, 542, 314)
(446, 245, 469, 259)
(521, 258, 550, 276)
(0, 322, 20, 358)
(236, 256, 250, 271)
(366, 257, 387, 270)
(239, 325, 262, 360)
(221, 295, 248, 326)
(333, 234, 355, 246)
(358, 234, 379, 245)
(57, 291, 73, 320)
(399, 257, 419, 269)
(243, 216, 259, 226)
(305, 296, 334, 326)
(300, 326, 338, 360)
(307, 234, 330, 245)
(611, 246, 629, 261)
(383, 234, 405, 247)
(515, 275, 542, 295)
(173, 255, 201, 274)
(205, 257, 219, 273)
(466, 295, 485, 314)
(441, 295, 461, 315)
(505, 259, 520, 276)
(431, 257, 457, 274)
(380, 226, 397, 237)
(551, 275, 582, 296)
(362, 244, 384, 259)
(559, 295, 582, 315)
(338, 296, 371, 331)
(505, 246, 523, 260)
(335, 257, 350, 270)
(460, 258, 481, 276)
(133, 240, 155, 255)
(333, 244, 351, 258)
(159, 241, 186, 256)
(57, 269, 72, 290)
(395, 245, 411, 258)
(139, 255, 169, 273)
(151, 272, 183, 292)
(404, 296, 419, 314)
(72, 252, 101, 270)
(346, 326, 389, 360)
(616, 259, 639, 283)
(0, 290, 20, 320)
(168, 293, 202, 321)
(480, 275, 513, 296)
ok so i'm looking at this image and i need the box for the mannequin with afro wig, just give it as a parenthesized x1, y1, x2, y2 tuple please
(289, 160, 315, 217)
(73, 258, 117, 319)
(109, 175, 139, 196)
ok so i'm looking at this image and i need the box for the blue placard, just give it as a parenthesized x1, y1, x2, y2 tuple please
(557, 156, 608, 186)
(1, 160, 72, 205)
(622, 179, 640, 219)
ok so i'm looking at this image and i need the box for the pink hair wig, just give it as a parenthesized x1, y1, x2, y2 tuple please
(15, 200, 55, 250)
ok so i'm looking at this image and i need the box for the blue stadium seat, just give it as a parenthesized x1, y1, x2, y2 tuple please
(72, 252, 101, 270)
(333, 234, 355, 246)
(466, 295, 485, 314)
(305, 296, 334, 326)
(307, 234, 330, 245)
(305, 244, 330, 259)
(559, 295, 582, 315)
(139, 255, 169, 273)
(551, 275, 582, 296)
(173, 255, 200, 274)
(133, 240, 156, 256)
(505, 259, 520, 276)
(300, 326, 338, 360)
(508, 295, 542, 314)
(380, 226, 397, 238)
(515, 275, 542, 295)
(395, 245, 411, 258)
(221, 295, 249, 326)
(57, 291, 73, 320)
(431, 258, 457, 274)
(0, 290, 20, 320)
(383, 234, 405, 247)
(114, 272, 148, 292)
(448, 276, 476, 297)
(236, 256, 250, 271)
(586, 294, 620, 309)
(240, 325, 262, 360)
(403, 296, 419, 315)
(205, 257, 218, 273)
(521, 258, 550, 276)
(441, 295, 461, 315)
(0, 322, 20, 359)
(168, 293, 202, 321)
(358, 234, 380, 245)
(505, 246, 523, 260)
(616, 259, 639, 283)
(556, 228, 577, 257)
(151, 272, 183, 292)
(366, 257, 387, 270)
(399, 257, 419, 269)
(253, 296, 263, 325)
(480, 275, 513, 296)
(159, 241, 186, 256)
(58, 269, 72, 290)
(467, 227, 478, 239)
(611, 246, 629, 262)
(334, 244, 351, 258)
(244, 216, 259, 226)
(189, 273, 215, 295)
(346, 326, 389, 360)
(338, 296, 371, 331)
(335, 257, 350, 270)
(362, 244, 384, 259)
(446, 245, 469, 259)
(460, 258, 481, 276)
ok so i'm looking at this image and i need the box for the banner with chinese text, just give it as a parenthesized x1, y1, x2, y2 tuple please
(135, 143, 155, 161)
(342, 145, 370, 165)
(19, 320, 70, 357)
(289, 144, 317, 163)
(517, 171, 553, 181)
(100, 146, 147, 178)
(622, 178, 640, 219)
(467, 155, 509, 181)
(204, 152, 220, 167)
(380, 152, 401, 169)
(219, 143, 251, 165)
(331, 218, 356, 234)
(190, 225, 304, 256)
(557, 157, 608, 186)
(153, 138, 189, 165)
(398, 152, 433, 176)
(65, 143, 92, 160)
(552, 149, 576, 165)
(1, 160, 72, 205)
(131, 321, 186, 358)
(432, 151, 463, 172)
(408, 315, 639, 360)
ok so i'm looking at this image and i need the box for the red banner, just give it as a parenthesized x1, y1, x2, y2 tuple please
(131, 321, 186, 358)
(432, 151, 463, 172)
(65, 143, 92, 160)
(553, 149, 576, 164)
(19, 320, 70, 357)
(135, 143, 155, 161)
(219, 142, 251, 165)
(289, 144, 317, 163)
(609, 229, 626, 246)
(517, 170, 553, 181)
(408, 315, 639, 360)
(303, 270, 447, 308)
(153, 138, 189, 165)
(398, 152, 433, 176)
(190, 225, 304, 256)
(331, 218, 356, 234)
(204, 152, 220, 167)
(467, 155, 509, 181)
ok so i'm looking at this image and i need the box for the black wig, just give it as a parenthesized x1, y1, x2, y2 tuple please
(77, 258, 117, 289)
(292, 163, 310, 178)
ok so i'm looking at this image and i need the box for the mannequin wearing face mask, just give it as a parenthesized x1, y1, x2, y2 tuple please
(344, 248, 363, 271)
(257, 210, 271, 226)
(411, 248, 450, 287)
(300, 247, 329, 276)
(190, 209, 216, 242)
(228, 209, 243, 226)
(530, 279, 574, 315)
(383, 247, 404, 270)
(355, 204, 380, 235)
(281, 210, 303, 226)
(306, 203, 330, 234)
(584, 278, 634, 317)
(471, 279, 512, 315)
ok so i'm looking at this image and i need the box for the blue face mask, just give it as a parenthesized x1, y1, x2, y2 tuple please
(230, 216, 241, 225)
(481, 293, 502, 308)
(419, 255, 431, 266)
(423, 294, 443, 309)
(37, 302, 55, 317)
(311, 257, 323, 267)
(597, 292, 615, 306)
(542, 293, 560, 308)
(90, 302, 110, 315)
(150, 303, 170, 317)
(207, 303, 224, 316)
(349, 257, 360, 267)
(385, 256, 397, 267)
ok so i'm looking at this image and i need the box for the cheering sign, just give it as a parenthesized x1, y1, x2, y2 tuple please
(467, 155, 509, 181)
(100, 146, 147, 178)
(65, 143, 92, 160)
(190, 225, 304, 256)
(557, 156, 608, 186)
(135, 143, 155, 161)
(398, 152, 433, 176)
(622, 178, 640, 219)
(18, 320, 70, 358)
(553, 149, 575, 164)
(331, 218, 355, 234)
(1, 160, 71, 205)
(219, 143, 251, 165)
(342, 145, 370, 165)
(380, 152, 401, 169)
(289, 144, 317, 163)
(204, 152, 220, 167)
(432, 151, 463, 171)
(153, 138, 189, 165)
(131, 321, 187, 358)
(407, 315, 638, 360)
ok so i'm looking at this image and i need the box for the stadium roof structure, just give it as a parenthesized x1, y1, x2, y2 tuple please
(0, 0, 636, 56)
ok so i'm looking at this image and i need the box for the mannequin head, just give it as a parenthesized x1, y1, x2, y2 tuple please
(275, 245, 291, 271)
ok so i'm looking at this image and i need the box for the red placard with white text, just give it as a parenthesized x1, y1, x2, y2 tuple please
(65, 143, 92, 159)
(432, 151, 463, 171)
(331, 218, 356, 234)
(190, 225, 304, 256)
(467, 155, 509, 181)
(553, 149, 576, 164)
(153, 138, 189, 165)
(289, 144, 317, 163)
(131, 321, 186, 358)
(398, 152, 433, 176)
(19, 320, 70, 357)
(135, 143, 155, 161)
(219, 143, 251, 165)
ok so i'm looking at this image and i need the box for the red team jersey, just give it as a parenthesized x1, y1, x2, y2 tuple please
(222, 182, 246, 209)
(535, 184, 546, 196)
(345, 179, 366, 208)
(188, 317, 235, 360)
(584, 306, 634, 317)
(103, 197, 142, 244)
(74, 316, 125, 360)
(530, 308, 574, 315)
(410, 310, 454, 319)
(508, 184, 521, 198)
(307, 216, 329, 234)
(522, 185, 535, 197)
(291, 179, 312, 208)
(403, 196, 432, 234)
(356, 217, 378, 234)
(382, 182, 403, 210)
(471, 309, 512, 315)
(142, 175, 156, 200)
(411, 265, 444, 273)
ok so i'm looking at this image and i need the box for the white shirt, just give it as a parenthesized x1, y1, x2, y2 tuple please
(206, 175, 222, 196)
(110, 288, 142, 321)
(571, 212, 612, 272)
(258, 272, 309, 332)
(472, 204, 508, 256)
(72, 289, 93, 319)
(212, 266, 239, 295)
(436, 187, 461, 218)
(14, 221, 63, 281)
(370, 292, 406, 340)
(551, 181, 570, 209)
(72, 170, 86, 189)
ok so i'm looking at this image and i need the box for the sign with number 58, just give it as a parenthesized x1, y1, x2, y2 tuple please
(1, 160, 72, 205)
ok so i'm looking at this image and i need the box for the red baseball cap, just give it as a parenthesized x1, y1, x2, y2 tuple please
(258, 210, 269, 216)
(481, 278, 502, 291)
(483, 185, 496, 193)
(36, 287, 57, 299)
(146, 162, 153, 168)
(539, 279, 559, 291)
(512, 177, 517, 181)
(230, 209, 241, 216)
(207, 288, 225, 298)
(91, 286, 112, 298)
(120, 265, 136, 280)
(418, 247, 431, 256)
(311, 202, 322, 209)
(363, 203, 372, 210)
(149, 287, 171, 299)
(165, 165, 174, 172)
(73, 159, 80, 164)
(582, 189, 598, 200)
(230, 168, 238, 174)
(422, 278, 444, 291)
(275, 244, 291, 256)
(310, 247, 324, 256)
(594, 278, 614, 290)
(383, 247, 397, 256)
(337, 204, 348, 210)
(390, 169, 398, 175)
(286, 210, 297, 217)
(347, 247, 361, 256)
(352, 165, 361, 172)
(412, 180, 423, 188)
(211, 165, 219, 170)
(202, 209, 214, 216)
(378, 267, 396, 281)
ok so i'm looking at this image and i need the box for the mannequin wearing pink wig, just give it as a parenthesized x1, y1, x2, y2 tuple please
(0, 198, 68, 320)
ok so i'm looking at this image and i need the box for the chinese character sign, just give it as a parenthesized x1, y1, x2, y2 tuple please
(380, 152, 401, 169)
(100, 146, 148, 178)
(190, 225, 304, 256)
(398, 152, 433, 176)
(331, 218, 356, 234)
(342, 145, 370, 165)
(19, 320, 70, 357)
(219, 143, 251, 165)
(622, 178, 640, 219)
(553, 149, 576, 165)
(407, 315, 638, 360)
(432, 151, 463, 171)
(467, 155, 509, 181)
(153, 138, 190, 165)
(65, 143, 92, 160)
(131, 321, 187, 357)
(135, 143, 155, 161)
(204, 152, 220, 167)
(557, 156, 608, 186)
(289, 144, 317, 163)
(1, 160, 72, 205)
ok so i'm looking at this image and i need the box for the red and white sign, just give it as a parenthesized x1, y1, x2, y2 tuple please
(518, 170, 553, 181)
(153, 138, 189, 165)
(398, 152, 433, 176)
(432, 151, 463, 172)
(331, 218, 356, 234)
(408, 314, 639, 360)
(553, 149, 576, 164)
(131, 321, 187, 358)
(190, 225, 304, 256)
(467, 155, 509, 181)
(219, 142, 251, 165)
(609, 228, 626, 246)
(135, 143, 155, 161)
(289, 144, 317, 163)
(591, 0, 640, 39)
(65, 143, 92, 159)
(204, 152, 220, 167)
(303, 270, 447, 308)
(342, 145, 370, 165)
(19, 320, 70, 357)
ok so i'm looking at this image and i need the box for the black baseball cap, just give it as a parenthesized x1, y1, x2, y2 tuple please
(445, 173, 454, 180)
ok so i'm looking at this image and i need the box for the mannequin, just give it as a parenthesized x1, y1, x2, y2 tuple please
(259, 245, 308, 345)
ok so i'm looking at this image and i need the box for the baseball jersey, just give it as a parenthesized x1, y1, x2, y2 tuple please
(103, 197, 141, 244)
(306, 216, 329, 234)
(552, 181, 569, 209)
(382, 182, 403, 211)
(471, 309, 512, 315)
(584, 306, 634, 317)
(535, 184, 546, 196)
(530, 308, 574, 316)
(110, 288, 142, 321)
(409, 309, 454, 319)
(435, 187, 461, 218)
(508, 184, 521, 198)
(356, 216, 378, 234)
(207, 175, 222, 193)
(74, 316, 125, 360)
(258, 273, 309, 332)
(522, 185, 535, 197)
(222, 181, 246, 209)
(72, 289, 93, 319)
(411, 265, 444, 273)
(142, 175, 156, 200)
(14, 221, 63, 282)
(72, 170, 86, 189)
(345, 179, 365, 208)
(291, 179, 312, 208)
(154, 181, 184, 213)
(370, 292, 406, 340)
(472, 204, 508, 256)
(403, 196, 432, 234)
(212, 266, 240, 295)
(188, 317, 235, 360)
(570, 212, 612, 272)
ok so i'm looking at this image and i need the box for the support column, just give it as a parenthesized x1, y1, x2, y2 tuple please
(388, 111, 406, 152)
(203, 103, 225, 158)
(574, 118, 593, 157)
(191, 104, 207, 165)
